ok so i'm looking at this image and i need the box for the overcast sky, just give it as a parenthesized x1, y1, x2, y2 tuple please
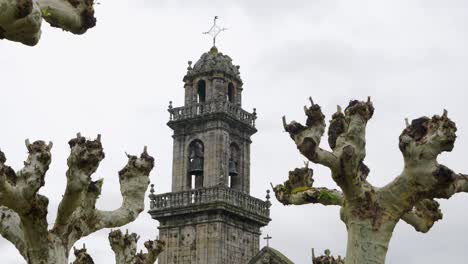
(1, 0, 468, 263)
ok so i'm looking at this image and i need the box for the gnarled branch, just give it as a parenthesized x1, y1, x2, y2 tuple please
(0, 206, 27, 259)
(53, 134, 104, 231)
(0, 142, 52, 263)
(273, 166, 343, 206)
(71, 244, 94, 264)
(380, 111, 460, 214)
(93, 148, 154, 229)
(282, 97, 374, 197)
(283, 98, 339, 171)
(401, 199, 443, 233)
(0, 0, 96, 46)
(0, 141, 52, 214)
(312, 249, 345, 264)
(109, 229, 165, 264)
(56, 145, 155, 249)
(433, 173, 468, 199)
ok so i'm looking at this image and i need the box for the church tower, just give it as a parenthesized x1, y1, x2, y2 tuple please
(148, 46, 271, 264)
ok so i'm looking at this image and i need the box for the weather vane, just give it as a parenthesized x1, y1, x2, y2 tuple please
(203, 16, 227, 47)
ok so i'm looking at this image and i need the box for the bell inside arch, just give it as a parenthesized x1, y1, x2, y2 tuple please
(229, 159, 238, 176)
(188, 140, 204, 176)
(229, 143, 240, 177)
(189, 157, 204, 175)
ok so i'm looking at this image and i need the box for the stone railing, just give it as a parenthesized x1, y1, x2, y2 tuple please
(168, 101, 257, 127)
(149, 186, 270, 219)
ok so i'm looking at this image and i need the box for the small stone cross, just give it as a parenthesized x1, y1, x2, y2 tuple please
(264, 234, 272, 247)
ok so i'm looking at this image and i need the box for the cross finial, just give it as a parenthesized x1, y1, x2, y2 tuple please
(203, 16, 227, 47)
(263, 234, 272, 247)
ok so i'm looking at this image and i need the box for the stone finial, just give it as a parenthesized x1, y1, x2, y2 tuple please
(149, 184, 155, 201)
(209, 46, 218, 54)
(266, 189, 272, 208)
(168, 101, 173, 110)
(187, 61, 192, 71)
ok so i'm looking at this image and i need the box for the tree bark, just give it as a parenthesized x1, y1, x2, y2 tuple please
(344, 220, 395, 264)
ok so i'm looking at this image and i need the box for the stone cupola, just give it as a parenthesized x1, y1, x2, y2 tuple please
(182, 46, 243, 107)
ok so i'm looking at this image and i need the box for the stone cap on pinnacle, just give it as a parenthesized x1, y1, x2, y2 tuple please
(183, 46, 242, 84)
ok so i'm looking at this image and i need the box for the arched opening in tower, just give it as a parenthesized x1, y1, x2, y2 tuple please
(197, 80, 206, 103)
(229, 143, 241, 190)
(188, 140, 204, 189)
(227, 82, 235, 103)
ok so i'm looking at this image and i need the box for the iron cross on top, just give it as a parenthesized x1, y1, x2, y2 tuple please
(203, 16, 227, 47)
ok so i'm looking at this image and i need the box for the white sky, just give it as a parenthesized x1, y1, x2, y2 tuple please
(1, 0, 468, 263)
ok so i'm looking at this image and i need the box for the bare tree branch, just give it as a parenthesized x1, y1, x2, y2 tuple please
(0, 206, 27, 259)
(282, 98, 374, 197)
(401, 199, 443, 233)
(53, 134, 104, 231)
(273, 167, 343, 206)
(93, 148, 154, 229)
(71, 244, 94, 264)
(0, 141, 52, 214)
(380, 111, 459, 212)
(0, 142, 51, 263)
(109, 229, 165, 264)
(57, 146, 154, 250)
(0, 0, 96, 46)
(283, 98, 339, 170)
(433, 173, 468, 199)
(312, 249, 345, 264)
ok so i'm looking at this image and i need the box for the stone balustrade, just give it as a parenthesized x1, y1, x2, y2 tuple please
(149, 186, 270, 219)
(168, 101, 257, 127)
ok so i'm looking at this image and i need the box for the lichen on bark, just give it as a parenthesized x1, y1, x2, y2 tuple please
(0, 134, 155, 264)
(273, 97, 468, 264)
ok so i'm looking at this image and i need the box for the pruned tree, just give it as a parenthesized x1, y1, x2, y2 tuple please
(69, 230, 165, 264)
(312, 249, 344, 264)
(0, 134, 155, 264)
(273, 97, 466, 264)
(71, 244, 94, 264)
(0, 0, 96, 46)
(108, 229, 165, 264)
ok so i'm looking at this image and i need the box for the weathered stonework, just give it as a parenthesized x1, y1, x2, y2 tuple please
(249, 247, 294, 264)
(149, 47, 270, 264)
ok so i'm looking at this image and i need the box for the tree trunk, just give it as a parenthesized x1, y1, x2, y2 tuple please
(345, 220, 396, 264)
(47, 236, 69, 264)
(26, 238, 69, 264)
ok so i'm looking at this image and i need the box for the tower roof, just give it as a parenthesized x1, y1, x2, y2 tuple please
(183, 46, 242, 84)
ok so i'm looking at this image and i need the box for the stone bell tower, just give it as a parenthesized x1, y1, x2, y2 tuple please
(148, 46, 271, 264)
